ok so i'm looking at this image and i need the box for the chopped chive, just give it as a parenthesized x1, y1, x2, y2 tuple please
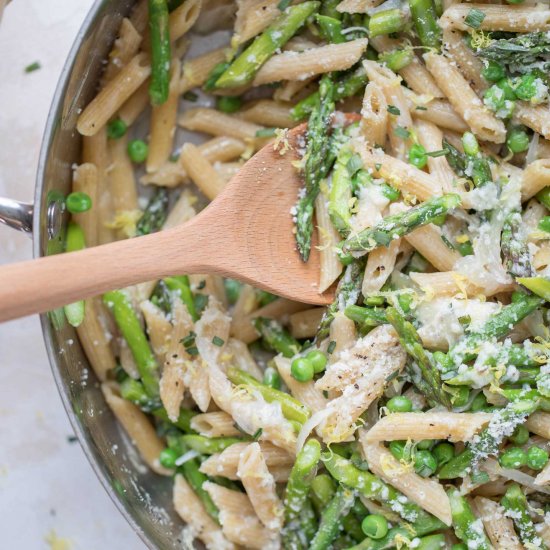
(186, 346, 199, 356)
(464, 8, 486, 29)
(375, 163, 382, 171)
(182, 91, 198, 102)
(426, 149, 448, 158)
(415, 105, 428, 111)
(212, 336, 225, 347)
(387, 105, 401, 115)
(255, 128, 278, 138)
(327, 340, 336, 354)
(253, 428, 263, 440)
(169, 153, 179, 162)
(180, 331, 196, 348)
(278, 0, 291, 9)
(197, 279, 207, 290)
(24, 61, 41, 73)
(394, 126, 410, 139)
(441, 235, 455, 250)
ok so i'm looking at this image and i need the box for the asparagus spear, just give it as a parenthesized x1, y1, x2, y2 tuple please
(447, 293, 544, 367)
(447, 487, 491, 550)
(148, 0, 171, 105)
(309, 486, 355, 550)
(152, 406, 197, 433)
(438, 397, 539, 479)
(178, 435, 242, 455)
(517, 276, 550, 301)
(408, 0, 441, 50)
(475, 31, 550, 76)
(316, 259, 365, 341)
(341, 194, 461, 258)
(501, 484, 548, 549)
(178, 457, 220, 521)
(295, 75, 336, 261)
(290, 64, 367, 121)
(328, 146, 354, 236)
(63, 222, 86, 327)
(536, 186, 550, 210)
(253, 317, 301, 358)
(348, 529, 446, 550)
(215, 2, 319, 88)
(344, 304, 388, 328)
(164, 275, 198, 321)
(283, 440, 322, 549)
(386, 307, 452, 408)
(369, 9, 407, 38)
(315, 14, 346, 44)
(136, 187, 169, 236)
(443, 138, 491, 188)
(323, 453, 445, 534)
(227, 367, 311, 424)
(501, 211, 534, 278)
(103, 289, 160, 397)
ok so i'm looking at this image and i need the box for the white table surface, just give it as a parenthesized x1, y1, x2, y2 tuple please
(0, 1, 146, 548)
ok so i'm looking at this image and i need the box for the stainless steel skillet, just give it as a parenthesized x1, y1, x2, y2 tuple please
(0, 1, 189, 547)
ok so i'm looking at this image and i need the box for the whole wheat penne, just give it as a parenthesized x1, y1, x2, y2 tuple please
(180, 47, 228, 93)
(289, 308, 325, 339)
(337, 0, 376, 12)
(191, 411, 242, 437)
(140, 299, 172, 361)
(77, 52, 151, 136)
(360, 81, 388, 147)
(234, 0, 281, 46)
(214, 161, 243, 183)
(117, 80, 150, 127)
(237, 442, 284, 529)
(408, 95, 469, 133)
(415, 119, 455, 193)
(424, 52, 506, 143)
(525, 411, 550, 439)
(203, 482, 279, 549)
(472, 497, 523, 549)
(535, 461, 550, 485)
(253, 39, 368, 86)
(239, 100, 297, 129)
(179, 143, 226, 200)
(129, 0, 148, 35)
(315, 192, 344, 293)
(328, 312, 356, 363)
(274, 77, 316, 102)
(195, 0, 235, 33)
(441, 3, 550, 33)
(534, 241, 550, 273)
(409, 271, 501, 298)
(230, 299, 309, 344)
(274, 355, 329, 414)
(163, 189, 197, 231)
(102, 18, 143, 85)
(173, 475, 235, 550)
(76, 297, 116, 382)
(72, 163, 99, 247)
(102, 382, 170, 475)
(179, 108, 263, 141)
(221, 338, 264, 381)
(364, 412, 493, 442)
(515, 101, 550, 142)
(362, 240, 401, 295)
(82, 129, 116, 244)
(351, 145, 441, 201)
(360, 439, 452, 526)
(404, 224, 462, 272)
(538, 523, 550, 546)
(146, 59, 181, 173)
(521, 159, 550, 201)
(190, 275, 228, 309)
(169, 0, 202, 43)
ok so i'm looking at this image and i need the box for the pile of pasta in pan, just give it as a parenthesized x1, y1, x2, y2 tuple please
(69, 0, 550, 548)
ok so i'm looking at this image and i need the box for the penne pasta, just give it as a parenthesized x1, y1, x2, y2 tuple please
(360, 81, 388, 147)
(239, 100, 297, 129)
(179, 143, 226, 200)
(521, 158, 550, 201)
(472, 496, 523, 549)
(525, 411, 550, 439)
(102, 18, 143, 84)
(289, 307, 325, 339)
(191, 411, 242, 438)
(72, 163, 99, 247)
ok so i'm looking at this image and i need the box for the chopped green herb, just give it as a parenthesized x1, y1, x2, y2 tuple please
(278, 0, 291, 9)
(212, 336, 225, 347)
(197, 280, 207, 290)
(180, 331, 196, 348)
(24, 61, 41, 73)
(255, 128, 278, 138)
(346, 154, 363, 177)
(441, 235, 455, 250)
(394, 126, 411, 139)
(464, 8, 486, 29)
(387, 105, 401, 116)
(415, 105, 428, 111)
(327, 340, 336, 354)
(375, 163, 382, 171)
(186, 346, 199, 356)
(253, 428, 263, 440)
(182, 91, 198, 102)
(426, 149, 448, 158)
(66, 435, 78, 444)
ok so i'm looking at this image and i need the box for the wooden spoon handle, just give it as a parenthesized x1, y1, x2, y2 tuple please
(0, 222, 222, 322)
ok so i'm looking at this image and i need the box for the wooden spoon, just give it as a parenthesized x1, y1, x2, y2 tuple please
(0, 117, 354, 322)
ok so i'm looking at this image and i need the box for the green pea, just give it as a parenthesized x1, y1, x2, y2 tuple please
(127, 139, 149, 163)
(66, 191, 92, 214)
(414, 450, 437, 477)
(361, 514, 388, 539)
(389, 441, 405, 461)
(496, 78, 517, 101)
(397, 292, 413, 313)
(457, 240, 474, 257)
(290, 357, 314, 382)
(433, 442, 455, 466)
(416, 439, 434, 450)
(513, 73, 537, 100)
(470, 392, 488, 412)
(507, 128, 530, 153)
(107, 118, 127, 139)
(539, 216, 550, 233)
(216, 96, 242, 113)
(449, 385, 470, 407)
(499, 447, 528, 469)
(526, 446, 549, 470)
(462, 132, 480, 156)
(408, 143, 427, 169)
(432, 213, 447, 226)
(159, 447, 178, 469)
(306, 350, 328, 374)
(263, 367, 282, 390)
(380, 182, 400, 202)
(433, 351, 453, 373)
(509, 425, 529, 446)
(387, 396, 413, 413)
(481, 61, 505, 83)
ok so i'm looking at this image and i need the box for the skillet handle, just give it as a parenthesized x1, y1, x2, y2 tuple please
(0, 197, 33, 235)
